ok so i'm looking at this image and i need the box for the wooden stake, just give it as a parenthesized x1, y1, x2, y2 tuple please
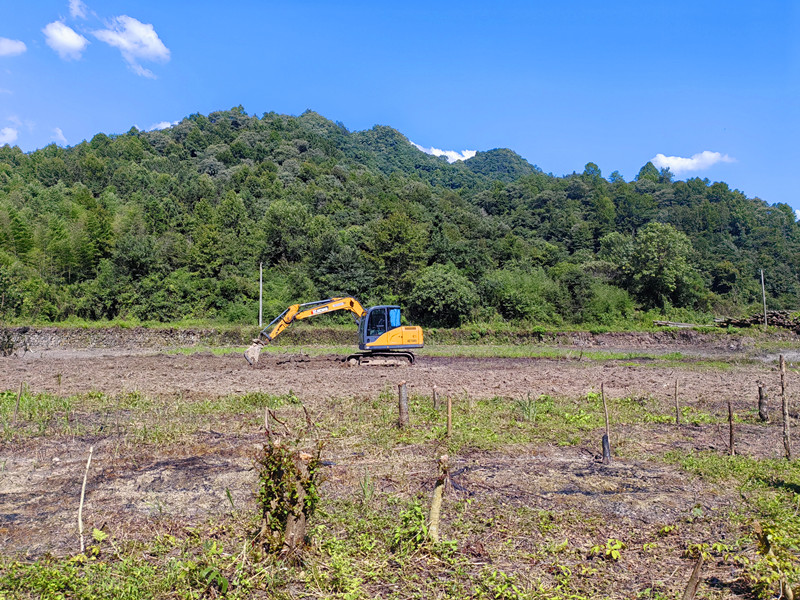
(428, 455, 448, 543)
(601, 383, 610, 442)
(758, 383, 769, 423)
(78, 445, 94, 554)
(13, 382, 22, 426)
(674, 379, 680, 425)
(433, 385, 440, 410)
(446, 396, 452, 438)
(681, 556, 704, 600)
(728, 400, 735, 456)
(398, 381, 409, 429)
(602, 434, 611, 465)
(781, 355, 792, 460)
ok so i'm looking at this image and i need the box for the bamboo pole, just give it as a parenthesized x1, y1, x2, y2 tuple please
(674, 379, 680, 425)
(13, 382, 22, 426)
(258, 262, 263, 328)
(728, 400, 735, 456)
(781, 355, 792, 460)
(78, 446, 94, 554)
(446, 396, 452, 438)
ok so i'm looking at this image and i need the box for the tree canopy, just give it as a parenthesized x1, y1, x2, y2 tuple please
(0, 107, 797, 327)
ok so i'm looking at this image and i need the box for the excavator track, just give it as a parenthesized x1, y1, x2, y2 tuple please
(344, 351, 415, 366)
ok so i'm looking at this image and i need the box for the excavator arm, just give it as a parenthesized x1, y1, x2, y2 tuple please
(244, 297, 367, 365)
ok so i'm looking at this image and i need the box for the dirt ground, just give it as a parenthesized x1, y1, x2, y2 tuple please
(0, 347, 781, 405)
(0, 336, 797, 597)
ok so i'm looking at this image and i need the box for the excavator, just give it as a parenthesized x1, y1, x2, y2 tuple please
(244, 297, 424, 366)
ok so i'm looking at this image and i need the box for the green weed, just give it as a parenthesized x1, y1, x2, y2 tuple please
(391, 500, 428, 554)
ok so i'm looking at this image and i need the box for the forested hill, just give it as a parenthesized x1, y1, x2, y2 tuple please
(0, 106, 798, 327)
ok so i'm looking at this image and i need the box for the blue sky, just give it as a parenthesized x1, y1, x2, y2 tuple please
(1, 1, 798, 211)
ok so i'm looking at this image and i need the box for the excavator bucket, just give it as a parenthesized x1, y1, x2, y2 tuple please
(244, 340, 263, 366)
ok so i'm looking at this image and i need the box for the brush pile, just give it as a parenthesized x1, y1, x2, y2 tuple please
(715, 310, 800, 332)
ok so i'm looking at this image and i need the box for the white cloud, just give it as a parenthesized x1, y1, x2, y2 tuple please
(8, 115, 35, 133)
(94, 16, 170, 77)
(0, 88, 12, 94)
(0, 127, 18, 145)
(795, 209, 800, 222)
(43, 21, 89, 60)
(0, 38, 27, 57)
(651, 150, 735, 175)
(411, 142, 477, 163)
(148, 120, 177, 131)
(52, 127, 68, 144)
(69, 0, 89, 19)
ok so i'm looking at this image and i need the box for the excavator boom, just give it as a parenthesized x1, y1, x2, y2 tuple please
(244, 297, 367, 365)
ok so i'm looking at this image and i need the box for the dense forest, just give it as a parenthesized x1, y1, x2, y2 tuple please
(0, 106, 798, 328)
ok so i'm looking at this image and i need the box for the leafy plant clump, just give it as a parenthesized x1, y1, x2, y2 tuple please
(255, 438, 322, 560)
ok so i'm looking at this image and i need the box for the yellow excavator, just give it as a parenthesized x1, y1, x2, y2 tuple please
(244, 297, 424, 365)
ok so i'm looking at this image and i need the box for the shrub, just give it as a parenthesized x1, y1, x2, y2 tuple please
(583, 283, 635, 325)
(480, 266, 560, 323)
(407, 263, 478, 327)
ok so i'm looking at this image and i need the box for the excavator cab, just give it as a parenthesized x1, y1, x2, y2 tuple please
(357, 305, 422, 355)
(360, 305, 401, 346)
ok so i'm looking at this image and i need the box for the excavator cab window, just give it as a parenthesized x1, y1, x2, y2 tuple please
(367, 308, 387, 338)
(389, 308, 401, 328)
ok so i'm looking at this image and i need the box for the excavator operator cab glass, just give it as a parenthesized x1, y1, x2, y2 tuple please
(367, 308, 387, 338)
(362, 305, 401, 345)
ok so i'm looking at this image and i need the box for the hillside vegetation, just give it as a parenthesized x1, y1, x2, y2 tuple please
(0, 106, 798, 327)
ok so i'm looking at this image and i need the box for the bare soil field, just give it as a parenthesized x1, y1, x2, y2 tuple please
(1, 332, 798, 599)
(0, 346, 781, 404)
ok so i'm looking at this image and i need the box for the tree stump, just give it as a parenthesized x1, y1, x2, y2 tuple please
(398, 381, 409, 429)
(428, 455, 449, 543)
(256, 438, 322, 563)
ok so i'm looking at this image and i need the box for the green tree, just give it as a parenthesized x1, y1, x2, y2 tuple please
(407, 263, 477, 327)
(625, 222, 699, 308)
(366, 213, 427, 290)
(636, 162, 660, 182)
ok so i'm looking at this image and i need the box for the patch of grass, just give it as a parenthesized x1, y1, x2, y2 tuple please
(420, 344, 679, 362)
(181, 391, 300, 416)
(664, 450, 800, 486)
(0, 389, 75, 439)
(314, 389, 699, 454)
(0, 388, 309, 443)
